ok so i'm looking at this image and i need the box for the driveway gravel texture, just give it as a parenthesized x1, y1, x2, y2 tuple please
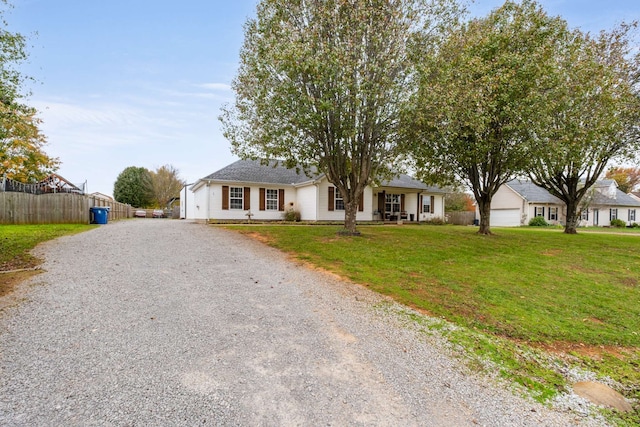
(0, 220, 604, 426)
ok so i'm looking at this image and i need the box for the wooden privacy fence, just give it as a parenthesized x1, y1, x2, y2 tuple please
(0, 192, 132, 224)
(87, 195, 131, 221)
(446, 211, 476, 225)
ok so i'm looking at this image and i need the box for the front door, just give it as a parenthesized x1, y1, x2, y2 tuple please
(378, 192, 385, 214)
(385, 194, 401, 220)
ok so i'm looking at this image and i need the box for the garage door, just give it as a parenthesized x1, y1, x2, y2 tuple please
(490, 209, 521, 227)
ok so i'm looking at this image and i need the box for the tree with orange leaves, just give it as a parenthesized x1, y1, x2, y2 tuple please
(0, 1, 58, 182)
(605, 166, 640, 194)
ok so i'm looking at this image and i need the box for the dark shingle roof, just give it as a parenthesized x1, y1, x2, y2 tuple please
(202, 159, 317, 185)
(201, 159, 447, 192)
(591, 189, 640, 207)
(507, 179, 640, 207)
(506, 180, 563, 204)
(381, 174, 447, 193)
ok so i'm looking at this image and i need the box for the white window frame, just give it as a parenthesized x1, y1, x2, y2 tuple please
(581, 209, 589, 221)
(385, 194, 401, 214)
(629, 209, 636, 222)
(610, 208, 618, 221)
(423, 197, 431, 213)
(548, 207, 558, 221)
(229, 187, 243, 210)
(266, 189, 278, 210)
(535, 206, 544, 217)
(335, 188, 344, 211)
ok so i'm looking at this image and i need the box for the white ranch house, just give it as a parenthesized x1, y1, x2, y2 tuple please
(181, 159, 446, 223)
(489, 179, 640, 227)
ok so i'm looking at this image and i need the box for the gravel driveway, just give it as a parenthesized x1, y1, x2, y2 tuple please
(0, 220, 601, 426)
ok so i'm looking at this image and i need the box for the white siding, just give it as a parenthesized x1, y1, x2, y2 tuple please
(296, 184, 318, 221)
(404, 193, 420, 221)
(179, 184, 196, 219)
(600, 207, 636, 227)
(419, 194, 445, 221)
(492, 186, 524, 210)
(200, 183, 298, 221)
(434, 194, 445, 218)
(586, 207, 633, 227)
(526, 204, 565, 226)
(316, 178, 373, 221)
(191, 183, 211, 220)
(188, 176, 447, 223)
(578, 208, 593, 227)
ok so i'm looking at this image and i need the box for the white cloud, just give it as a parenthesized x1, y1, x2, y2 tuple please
(26, 85, 237, 196)
(31, 99, 182, 150)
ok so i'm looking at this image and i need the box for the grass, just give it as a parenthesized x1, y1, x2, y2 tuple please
(0, 224, 95, 296)
(228, 224, 640, 423)
(580, 226, 640, 234)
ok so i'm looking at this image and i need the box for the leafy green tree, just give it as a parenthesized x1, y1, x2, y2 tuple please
(0, 1, 58, 182)
(406, 0, 570, 235)
(150, 164, 185, 208)
(113, 166, 154, 208)
(220, 0, 463, 235)
(445, 191, 475, 212)
(1, 107, 59, 181)
(605, 167, 640, 195)
(527, 23, 640, 234)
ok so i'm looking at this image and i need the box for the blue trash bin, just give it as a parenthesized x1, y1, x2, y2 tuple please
(90, 207, 108, 224)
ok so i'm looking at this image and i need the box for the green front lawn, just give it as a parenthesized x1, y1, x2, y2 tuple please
(229, 224, 640, 422)
(235, 225, 640, 347)
(0, 224, 95, 271)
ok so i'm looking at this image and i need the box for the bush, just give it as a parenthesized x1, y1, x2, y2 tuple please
(284, 210, 301, 222)
(422, 217, 446, 225)
(528, 216, 548, 227)
(610, 218, 626, 228)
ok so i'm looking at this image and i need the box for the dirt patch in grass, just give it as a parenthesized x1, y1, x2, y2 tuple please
(541, 249, 563, 257)
(242, 231, 275, 245)
(0, 252, 42, 298)
(0, 270, 41, 298)
(535, 340, 633, 361)
(0, 254, 39, 272)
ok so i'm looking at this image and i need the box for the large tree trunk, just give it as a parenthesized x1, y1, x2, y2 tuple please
(476, 197, 492, 235)
(341, 199, 360, 236)
(564, 198, 580, 234)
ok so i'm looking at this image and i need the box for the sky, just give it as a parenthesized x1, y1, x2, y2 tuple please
(6, 0, 640, 197)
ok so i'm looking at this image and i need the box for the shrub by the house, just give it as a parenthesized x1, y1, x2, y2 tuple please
(528, 217, 548, 227)
(610, 218, 626, 228)
(284, 210, 301, 222)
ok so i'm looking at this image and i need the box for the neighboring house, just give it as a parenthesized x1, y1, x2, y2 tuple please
(489, 179, 640, 227)
(179, 183, 195, 219)
(91, 192, 113, 200)
(182, 159, 446, 222)
(582, 180, 640, 226)
(2, 173, 86, 195)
